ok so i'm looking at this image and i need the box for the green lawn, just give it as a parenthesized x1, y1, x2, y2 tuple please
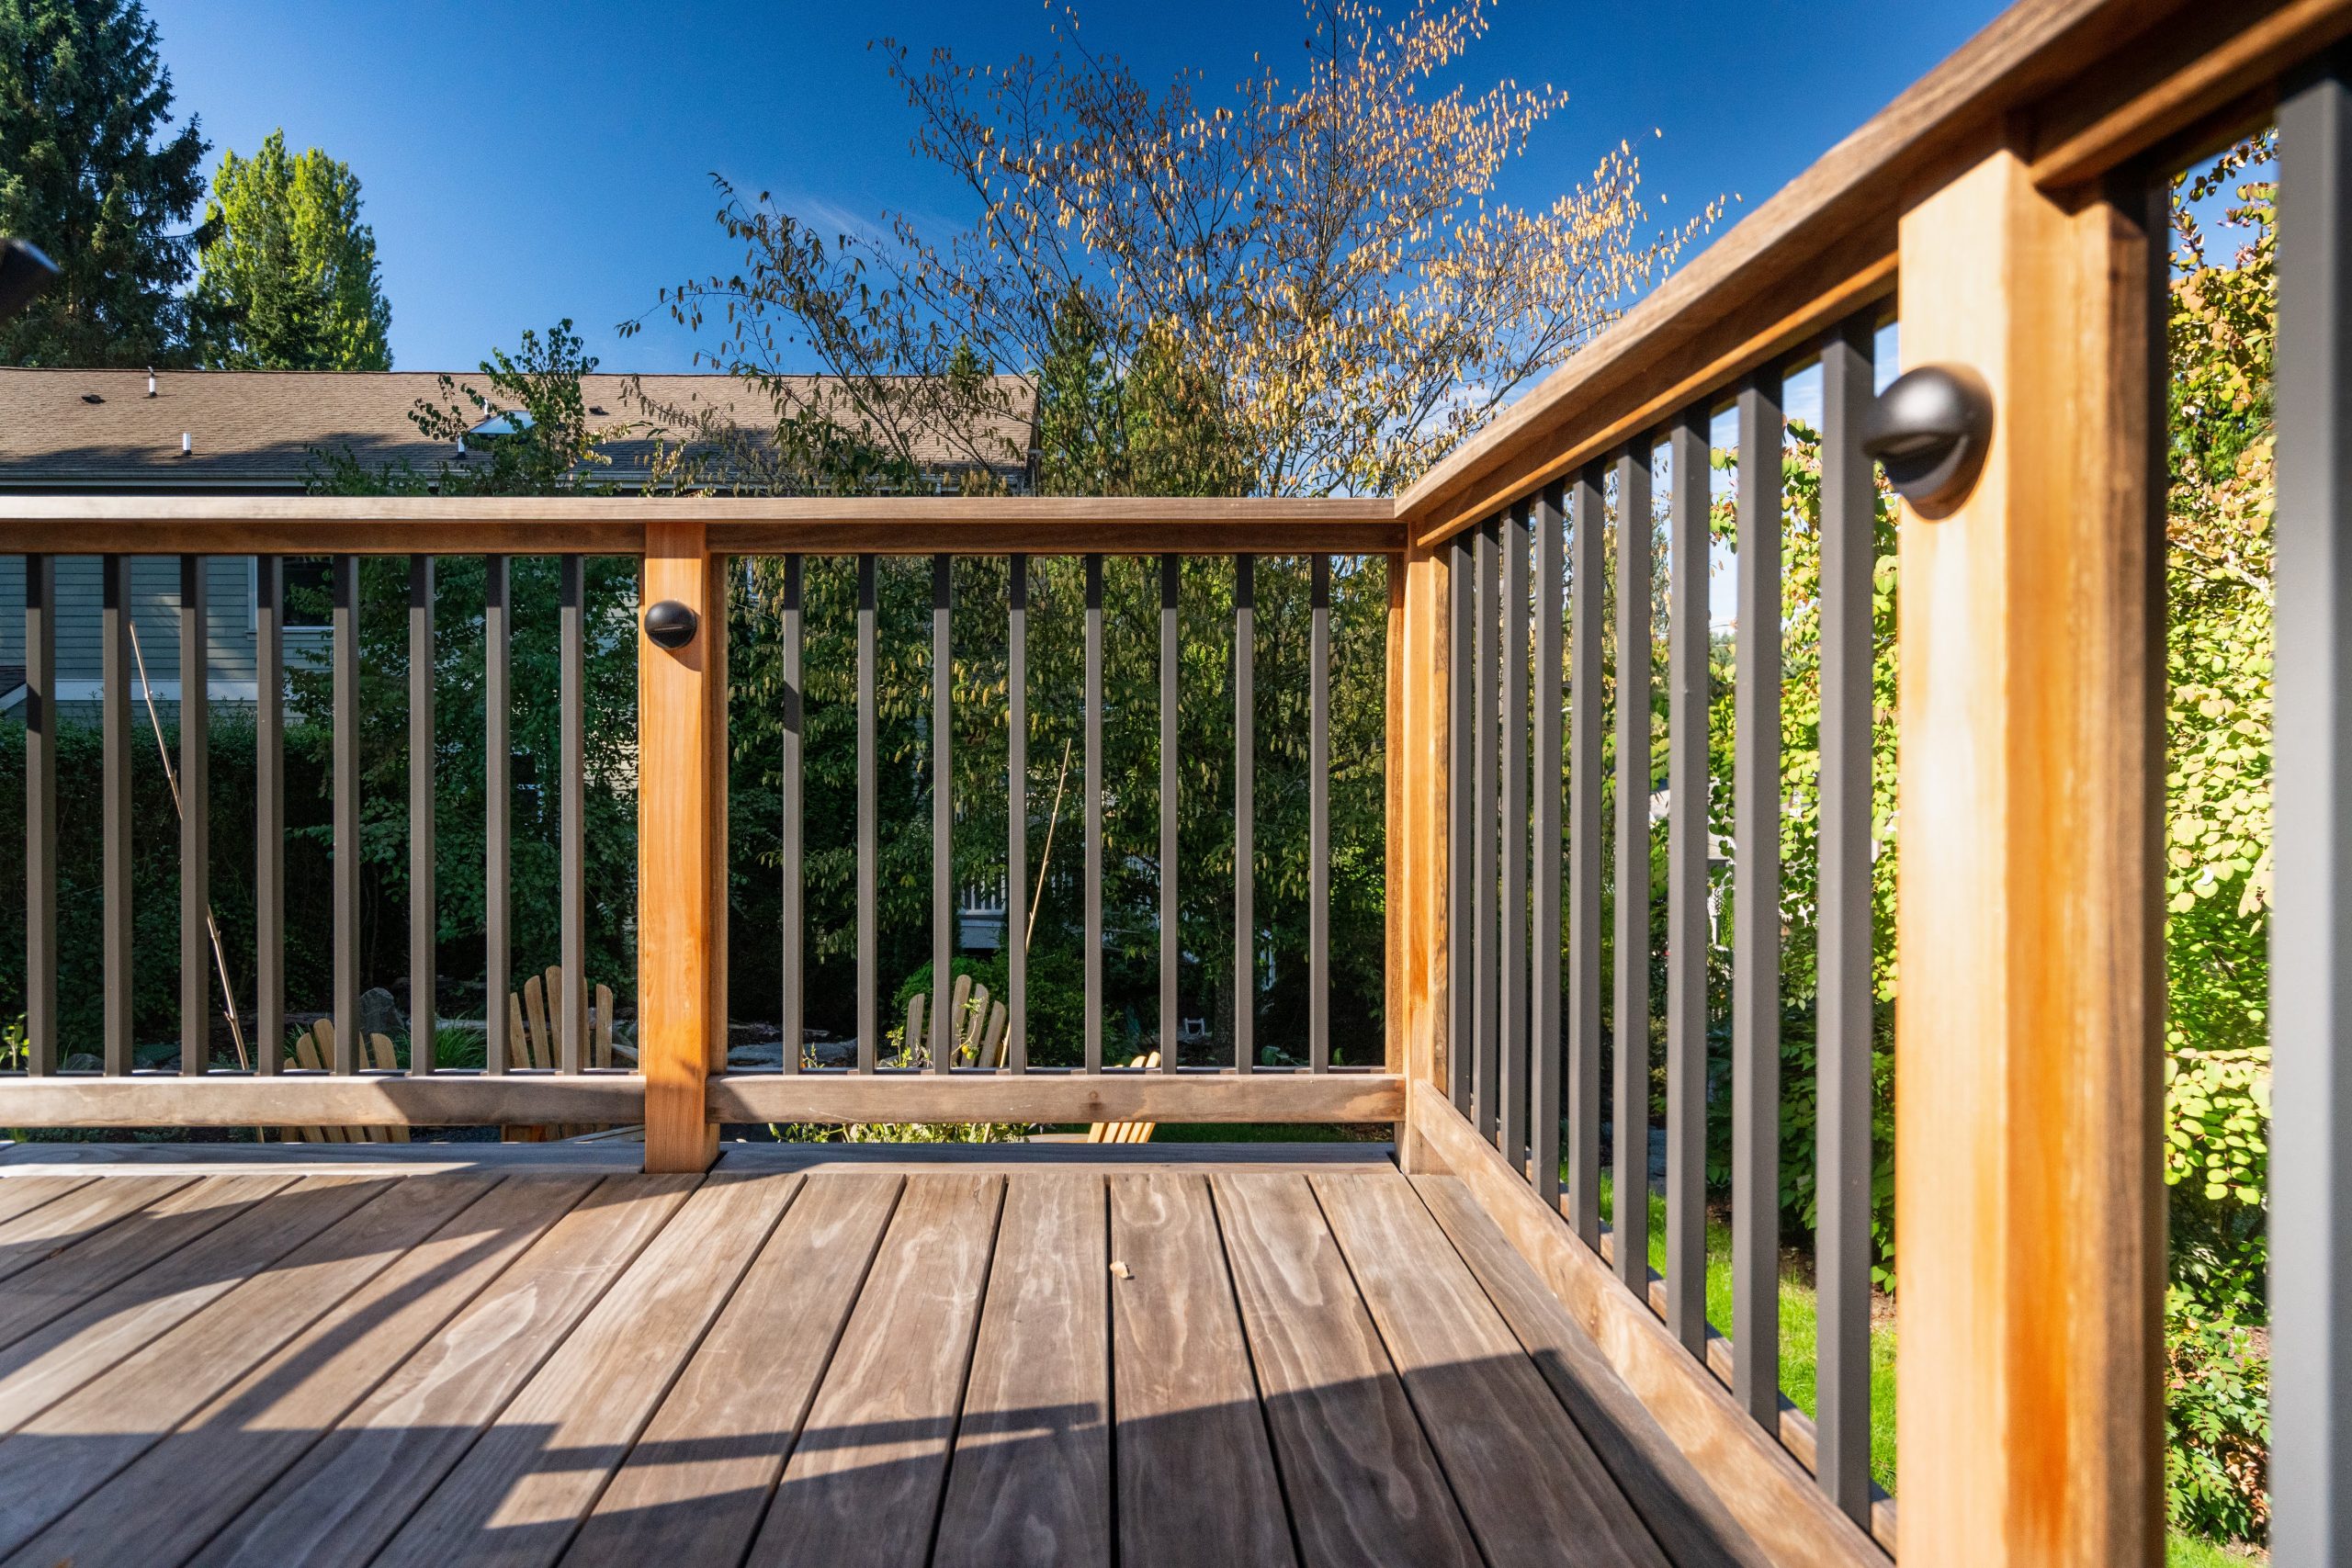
(1595, 1177, 2259, 1563)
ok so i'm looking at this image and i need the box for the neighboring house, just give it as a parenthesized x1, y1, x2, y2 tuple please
(0, 367, 1040, 715)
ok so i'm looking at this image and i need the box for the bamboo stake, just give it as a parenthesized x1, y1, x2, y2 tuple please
(126, 621, 251, 1073)
(1025, 734, 1074, 953)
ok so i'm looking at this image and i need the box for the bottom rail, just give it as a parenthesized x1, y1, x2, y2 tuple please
(0, 1070, 1405, 1128)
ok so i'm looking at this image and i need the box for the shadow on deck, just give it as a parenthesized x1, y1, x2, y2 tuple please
(0, 1141, 1769, 1568)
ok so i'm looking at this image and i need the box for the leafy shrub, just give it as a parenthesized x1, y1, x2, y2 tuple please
(2165, 1289, 2268, 1545)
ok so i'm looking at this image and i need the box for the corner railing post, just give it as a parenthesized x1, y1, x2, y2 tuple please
(1893, 142, 2165, 1566)
(640, 522, 726, 1173)
(1395, 540, 1452, 1171)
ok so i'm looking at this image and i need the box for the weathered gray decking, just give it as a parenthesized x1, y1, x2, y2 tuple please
(0, 1141, 1764, 1568)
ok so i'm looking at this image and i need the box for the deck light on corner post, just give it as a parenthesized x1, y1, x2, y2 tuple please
(0, 238, 59, 322)
(643, 599, 699, 650)
(1859, 363, 1993, 516)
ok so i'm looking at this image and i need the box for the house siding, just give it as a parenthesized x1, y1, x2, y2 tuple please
(3, 554, 258, 704)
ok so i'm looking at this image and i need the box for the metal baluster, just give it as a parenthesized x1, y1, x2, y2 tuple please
(102, 557, 130, 1077)
(1159, 554, 1178, 1070)
(1006, 554, 1026, 1074)
(484, 556, 510, 1077)
(1085, 555, 1104, 1076)
(933, 555, 953, 1074)
(1236, 555, 1255, 1074)
(781, 555, 804, 1075)
(23, 555, 53, 1077)
(858, 554, 877, 1074)
(560, 555, 584, 1076)
(410, 556, 435, 1076)
(1666, 410, 1710, 1354)
(1569, 467, 1605, 1244)
(256, 558, 283, 1076)
(178, 557, 210, 1077)
(1733, 367, 1786, 1428)
(1614, 446, 1656, 1292)
(1532, 487, 1566, 1207)
(1472, 519, 1499, 1141)
(1816, 317, 1878, 1520)
(2271, 56, 2352, 1565)
(1450, 536, 1474, 1112)
(1311, 553, 1331, 1072)
(333, 554, 359, 1075)
(1502, 513, 1531, 1169)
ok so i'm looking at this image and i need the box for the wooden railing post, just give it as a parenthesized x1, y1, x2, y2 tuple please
(639, 522, 727, 1173)
(1894, 145, 2165, 1567)
(1395, 541, 1452, 1171)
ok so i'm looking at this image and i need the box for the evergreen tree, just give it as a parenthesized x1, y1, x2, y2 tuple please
(0, 0, 208, 367)
(193, 130, 391, 370)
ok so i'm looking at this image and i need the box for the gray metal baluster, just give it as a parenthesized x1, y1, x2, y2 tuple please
(1311, 553, 1332, 1072)
(333, 554, 359, 1075)
(1816, 317, 1878, 1520)
(23, 555, 53, 1077)
(102, 557, 130, 1077)
(484, 556, 510, 1077)
(1472, 519, 1499, 1141)
(1533, 487, 1566, 1207)
(2273, 54, 2352, 1567)
(1159, 554, 1178, 1070)
(1085, 555, 1104, 1076)
(1666, 410, 1710, 1354)
(781, 555, 803, 1075)
(1236, 555, 1255, 1073)
(1733, 367, 1786, 1429)
(1007, 554, 1026, 1074)
(256, 557, 283, 1076)
(1449, 536, 1475, 1111)
(180, 557, 209, 1076)
(933, 555, 953, 1074)
(1503, 512, 1531, 1169)
(858, 554, 878, 1074)
(1569, 467, 1605, 1244)
(560, 555, 584, 1076)
(1615, 446, 1656, 1291)
(410, 556, 435, 1076)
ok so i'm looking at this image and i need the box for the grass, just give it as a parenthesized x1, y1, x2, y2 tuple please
(1595, 1175, 2264, 1563)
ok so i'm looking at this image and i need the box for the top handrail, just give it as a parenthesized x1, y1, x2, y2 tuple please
(1395, 0, 2352, 550)
(0, 493, 1403, 557)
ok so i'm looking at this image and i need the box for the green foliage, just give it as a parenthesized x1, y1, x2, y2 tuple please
(0, 0, 209, 367)
(192, 130, 391, 370)
(2164, 1290, 2268, 1544)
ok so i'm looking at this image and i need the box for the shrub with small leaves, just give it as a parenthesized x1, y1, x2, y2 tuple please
(2165, 1289, 2268, 1545)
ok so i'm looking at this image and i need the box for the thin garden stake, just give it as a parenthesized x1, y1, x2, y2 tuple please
(1026, 734, 1074, 953)
(127, 620, 251, 1072)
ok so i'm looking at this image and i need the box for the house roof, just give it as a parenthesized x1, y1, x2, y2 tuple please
(0, 368, 1038, 491)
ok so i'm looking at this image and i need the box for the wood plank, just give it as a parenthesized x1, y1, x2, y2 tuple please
(933, 1174, 1112, 1568)
(1210, 1170, 1479, 1568)
(0, 1175, 497, 1559)
(718, 1140, 1393, 1176)
(1893, 145, 2164, 1568)
(709, 1070, 1404, 1126)
(0, 1141, 648, 1175)
(0, 1175, 287, 1348)
(1394, 541, 1452, 1173)
(1108, 1173, 1295, 1568)
(370, 1173, 801, 1568)
(0, 1178, 386, 1438)
(0, 1175, 92, 1229)
(1312, 1171, 1671, 1568)
(1416, 1176, 1773, 1568)
(1408, 1085, 1883, 1568)
(0, 1173, 184, 1285)
(742, 1173, 1002, 1568)
(186, 1174, 697, 1568)
(6, 1177, 598, 1568)
(564, 1173, 903, 1568)
(0, 1074, 646, 1128)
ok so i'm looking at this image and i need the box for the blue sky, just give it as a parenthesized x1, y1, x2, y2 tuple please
(142, 0, 2004, 376)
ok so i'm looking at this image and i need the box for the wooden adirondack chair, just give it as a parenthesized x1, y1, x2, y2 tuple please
(274, 1020, 409, 1145)
(901, 974, 1010, 1070)
(503, 967, 617, 1142)
(1087, 1051, 1159, 1145)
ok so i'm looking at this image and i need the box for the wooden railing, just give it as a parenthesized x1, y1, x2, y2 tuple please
(6, 3, 2352, 1565)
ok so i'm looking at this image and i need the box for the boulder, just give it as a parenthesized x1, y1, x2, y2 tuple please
(358, 987, 405, 1043)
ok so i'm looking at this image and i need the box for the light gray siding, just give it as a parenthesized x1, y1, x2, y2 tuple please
(5, 554, 261, 700)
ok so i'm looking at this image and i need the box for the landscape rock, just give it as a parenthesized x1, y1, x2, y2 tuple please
(358, 987, 405, 1043)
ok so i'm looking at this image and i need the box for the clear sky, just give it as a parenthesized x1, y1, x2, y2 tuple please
(141, 0, 2005, 377)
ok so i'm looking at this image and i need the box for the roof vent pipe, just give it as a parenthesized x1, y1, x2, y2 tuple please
(146, 368, 156, 399)
(180, 432, 192, 457)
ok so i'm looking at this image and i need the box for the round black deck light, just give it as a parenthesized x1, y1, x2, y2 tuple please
(1859, 364, 1992, 515)
(643, 599, 699, 650)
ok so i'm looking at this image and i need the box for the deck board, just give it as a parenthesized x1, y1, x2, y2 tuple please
(1108, 1172, 1296, 1568)
(745, 1173, 1001, 1568)
(564, 1172, 902, 1568)
(0, 1145, 1763, 1568)
(187, 1175, 696, 1568)
(5, 1176, 599, 1568)
(0, 1175, 491, 1558)
(933, 1174, 1112, 1568)
(1211, 1170, 1482, 1568)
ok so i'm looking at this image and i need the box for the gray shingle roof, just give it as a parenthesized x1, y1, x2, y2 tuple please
(0, 368, 1037, 489)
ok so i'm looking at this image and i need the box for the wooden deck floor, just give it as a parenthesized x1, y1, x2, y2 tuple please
(0, 1143, 1767, 1568)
